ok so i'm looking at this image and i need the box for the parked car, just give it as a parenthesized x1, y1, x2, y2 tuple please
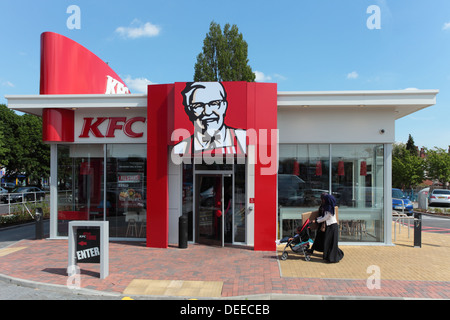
(428, 189, 450, 207)
(392, 188, 413, 215)
(1, 182, 16, 192)
(0, 187, 8, 194)
(278, 174, 305, 206)
(1, 186, 46, 203)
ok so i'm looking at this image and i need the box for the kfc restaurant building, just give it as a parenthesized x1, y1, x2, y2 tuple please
(6, 33, 438, 251)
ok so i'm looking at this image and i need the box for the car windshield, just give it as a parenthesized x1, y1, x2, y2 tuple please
(392, 189, 406, 199)
(11, 187, 29, 193)
(433, 190, 450, 195)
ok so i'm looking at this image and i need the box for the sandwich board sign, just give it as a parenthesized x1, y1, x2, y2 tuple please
(76, 228, 101, 263)
(68, 221, 109, 279)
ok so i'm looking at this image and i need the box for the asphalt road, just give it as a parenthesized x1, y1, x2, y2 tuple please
(399, 214, 450, 234)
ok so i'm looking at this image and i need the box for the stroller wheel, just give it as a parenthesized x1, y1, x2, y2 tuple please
(281, 251, 288, 261)
(305, 255, 311, 261)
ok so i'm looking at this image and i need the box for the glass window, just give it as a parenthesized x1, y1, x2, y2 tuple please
(106, 144, 147, 238)
(278, 144, 384, 242)
(182, 163, 194, 242)
(57, 144, 105, 237)
(331, 144, 384, 242)
(56, 144, 147, 239)
(278, 144, 330, 238)
(195, 163, 233, 171)
(233, 164, 246, 243)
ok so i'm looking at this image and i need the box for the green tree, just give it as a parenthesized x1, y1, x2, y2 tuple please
(0, 104, 50, 185)
(17, 114, 50, 184)
(392, 143, 425, 189)
(426, 147, 450, 186)
(194, 21, 256, 82)
(405, 134, 418, 156)
(0, 129, 9, 167)
(0, 104, 18, 170)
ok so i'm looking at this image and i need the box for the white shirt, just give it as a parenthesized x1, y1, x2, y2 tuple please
(316, 211, 337, 226)
(173, 127, 246, 155)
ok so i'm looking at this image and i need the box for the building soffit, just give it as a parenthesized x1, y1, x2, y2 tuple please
(5, 89, 439, 119)
(277, 89, 439, 120)
(4, 94, 148, 116)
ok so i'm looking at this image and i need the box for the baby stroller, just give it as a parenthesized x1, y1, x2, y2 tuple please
(280, 219, 313, 261)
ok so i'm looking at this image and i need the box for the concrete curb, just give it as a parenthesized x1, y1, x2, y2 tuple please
(0, 272, 121, 298)
(419, 212, 450, 219)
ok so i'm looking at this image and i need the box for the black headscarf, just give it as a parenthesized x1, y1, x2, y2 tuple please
(319, 193, 336, 216)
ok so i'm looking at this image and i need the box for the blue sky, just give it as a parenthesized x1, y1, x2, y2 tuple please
(1, 0, 449, 150)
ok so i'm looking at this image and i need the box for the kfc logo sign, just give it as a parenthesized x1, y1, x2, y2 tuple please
(79, 117, 146, 138)
(105, 75, 130, 94)
(105, 76, 130, 94)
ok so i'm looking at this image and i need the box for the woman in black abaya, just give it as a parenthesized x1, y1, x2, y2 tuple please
(310, 193, 344, 263)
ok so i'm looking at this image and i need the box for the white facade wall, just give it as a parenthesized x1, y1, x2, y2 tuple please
(278, 107, 395, 144)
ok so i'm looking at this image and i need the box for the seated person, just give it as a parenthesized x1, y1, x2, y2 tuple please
(275, 226, 302, 245)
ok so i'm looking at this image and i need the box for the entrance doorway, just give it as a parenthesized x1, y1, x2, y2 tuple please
(183, 163, 246, 246)
(195, 174, 232, 246)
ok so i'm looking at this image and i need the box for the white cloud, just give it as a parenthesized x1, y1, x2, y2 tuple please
(274, 74, 287, 81)
(254, 71, 272, 82)
(254, 71, 286, 82)
(443, 22, 450, 30)
(123, 75, 155, 93)
(347, 71, 359, 79)
(2, 81, 14, 88)
(116, 19, 161, 39)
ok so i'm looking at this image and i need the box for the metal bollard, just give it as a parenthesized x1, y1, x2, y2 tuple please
(178, 214, 188, 249)
(35, 207, 44, 240)
(413, 211, 422, 248)
(417, 190, 428, 210)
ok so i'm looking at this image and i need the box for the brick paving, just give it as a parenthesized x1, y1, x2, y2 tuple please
(0, 223, 449, 299)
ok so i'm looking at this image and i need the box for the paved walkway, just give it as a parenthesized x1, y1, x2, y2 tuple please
(0, 223, 449, 299)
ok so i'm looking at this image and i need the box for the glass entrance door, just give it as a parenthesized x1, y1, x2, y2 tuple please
(195, 174, 232, 246)
(186, 164, 246, 246)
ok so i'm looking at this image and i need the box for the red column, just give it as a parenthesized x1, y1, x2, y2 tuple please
(42, 108, 74, 142)
(251, 83, 278, 251)
(146, 84, 173, 248)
